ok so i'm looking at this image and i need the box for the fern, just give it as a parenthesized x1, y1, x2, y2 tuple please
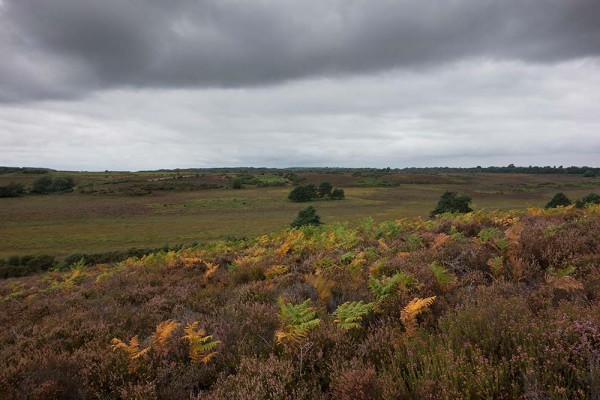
(151, 319, 180, 350)
(111, 335, 151, 361)
(305, 272, 334, 307)
(333, 301, 374, 331)
(401, 296, 436, 336)
(428, 261, 457, 290)
(182, 322, 220, 364)
(275, 298, 320, 344)
(369, 272, 414, 303)
(486, 256, 504, 278)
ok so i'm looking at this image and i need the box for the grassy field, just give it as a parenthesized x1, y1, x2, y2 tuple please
(1, 170, 599, 258)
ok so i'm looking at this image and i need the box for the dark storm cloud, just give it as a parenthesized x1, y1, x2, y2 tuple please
(2, 0, 600, 102)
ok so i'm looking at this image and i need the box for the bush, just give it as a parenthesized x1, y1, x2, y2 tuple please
(31, 175, 53, 194)
(288, 185, 318, 202)
(331, 188, 345, 200)
(0, 182, 26, 198)
(575, 193, 600, 208)
(318, 182, 333, 198)
(231, 179, 243, 189)
(430, 191, 473, 217)
(51, 176, 75, 192)
(291, 206, 323, 228)
(545, 192, 572, 208)
(30, 175, 76, 194)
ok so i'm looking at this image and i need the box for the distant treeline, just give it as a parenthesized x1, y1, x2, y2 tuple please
(140, 165, 599, 176)
(3, 165, 599, 176)
(0, 166, 54, 174)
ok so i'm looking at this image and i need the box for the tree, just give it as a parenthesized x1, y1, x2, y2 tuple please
(291, 206, 323, 228)
(545, 192, 571, 209)
(430, 191, 473, 217)
(288, 185, 317, 202)
(330, 188, 345, 200)
(575, 193, 600, 208)
(317, 182, 333, 198)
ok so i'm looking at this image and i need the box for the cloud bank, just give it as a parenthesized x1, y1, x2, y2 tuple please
(1, 0, 599, 169)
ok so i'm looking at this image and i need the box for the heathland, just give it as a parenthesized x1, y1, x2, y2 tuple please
(1, 168, 599, 260)
(1, 204, 600, 399)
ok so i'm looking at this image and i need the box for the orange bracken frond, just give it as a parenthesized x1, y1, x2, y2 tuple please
(401, 296, 436, 336)
(151, 319, 180, 349)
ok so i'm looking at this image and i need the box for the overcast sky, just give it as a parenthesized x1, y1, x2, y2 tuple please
(1, 0, 599, 170)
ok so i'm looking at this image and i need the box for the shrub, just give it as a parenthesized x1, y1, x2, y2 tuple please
(575, 193, 600, 208)
(430, 191, 473, 217)
(31, 175, 53, 194)
(51, 176, 75, 192)
(0, 182, 26, 198)
(545, 192, 571, 208)
(291, 206, 323, 228)
(288, 184, 318, 202)
(331, 188, 345, 200)
(318, 182, 333, 197)
(230, 178, 243, 189)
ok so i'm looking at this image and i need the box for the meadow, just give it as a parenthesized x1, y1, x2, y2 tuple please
(1, 169, 598, 259)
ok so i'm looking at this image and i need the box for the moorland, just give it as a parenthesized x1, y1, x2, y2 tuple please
(2, 166, 600, 399)
(1, 167, 599, 260)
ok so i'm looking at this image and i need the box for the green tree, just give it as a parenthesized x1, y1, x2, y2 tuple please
(291, 206, 323, 228)
(430, 191, 473, 217)
(575, 193, 600, 208)
(545, 192, 571, 209)
(288, 184, 317, 202)
(317, 182, 333, 197)
(330, 188, 345, 200)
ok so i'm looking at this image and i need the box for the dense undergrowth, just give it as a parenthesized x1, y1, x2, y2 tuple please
(1, 206, 600, 399)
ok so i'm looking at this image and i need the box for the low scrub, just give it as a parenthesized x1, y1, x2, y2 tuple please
(1, 205, 600, 398)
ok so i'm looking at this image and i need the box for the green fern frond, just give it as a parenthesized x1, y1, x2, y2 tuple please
(428, 261, 457, 289)
(369, 272, 414, 303)
(182, 321, 220, 364)
(333, 301, 374, 330)
(276, 298, 320, 343)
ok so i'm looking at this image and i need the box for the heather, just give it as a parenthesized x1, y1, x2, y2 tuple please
(1, 205, 600, 399)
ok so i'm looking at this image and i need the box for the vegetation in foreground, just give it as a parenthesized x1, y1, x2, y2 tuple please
(1, 205, 600, 399)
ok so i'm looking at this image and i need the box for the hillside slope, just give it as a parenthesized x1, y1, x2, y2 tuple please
(1, 206, 600, 399)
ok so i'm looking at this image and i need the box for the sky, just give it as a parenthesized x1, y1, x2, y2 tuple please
(1, 0, 599, 171)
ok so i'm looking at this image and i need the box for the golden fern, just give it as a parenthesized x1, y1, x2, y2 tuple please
(182, 322, 220, 364)
(204, 261, 219, 282)
(150, 319, 180, 350)
(110, 335, 151, 360)
(400, 296, 436, 336)
(305, 271, 334, 307)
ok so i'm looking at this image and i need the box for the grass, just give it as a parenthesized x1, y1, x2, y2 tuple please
(0, 172, 598, 258)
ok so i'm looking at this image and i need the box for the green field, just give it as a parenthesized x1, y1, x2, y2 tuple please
(1, 170, 599, 258)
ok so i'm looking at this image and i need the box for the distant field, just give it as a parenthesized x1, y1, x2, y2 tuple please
(1, 170, 598, 258)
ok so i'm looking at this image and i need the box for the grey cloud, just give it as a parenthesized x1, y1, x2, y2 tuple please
(1, 60, 599, 170)
(2, 0, 600, 101)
